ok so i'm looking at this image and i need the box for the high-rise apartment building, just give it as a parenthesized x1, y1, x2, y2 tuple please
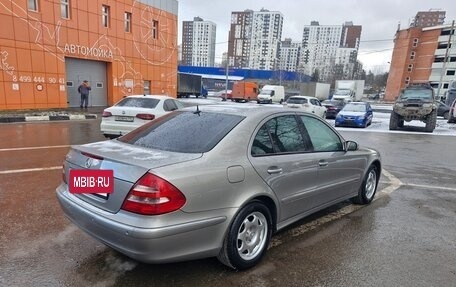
(278, 38, 301, 72)
(228, 9, 283, 70)
(385, 23, 456, 102)
(411, 10, 446, 28)
(300, 21, 362, 81)
(182, 17, 216, 67)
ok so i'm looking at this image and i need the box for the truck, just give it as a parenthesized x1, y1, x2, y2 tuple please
(231, 81, 259, 102)
(299, 82, 331, 101)
(332, 80, 365, 102)
(257, 85, 285, 104)
(177, 73, 205, 98)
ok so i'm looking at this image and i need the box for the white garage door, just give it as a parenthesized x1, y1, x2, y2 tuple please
(65, 57, 108, 107)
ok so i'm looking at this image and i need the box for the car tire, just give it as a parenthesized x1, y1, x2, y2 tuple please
(424, 109, 437, 132)
(217, 201, 272, 270)
(443, 111, 449, 120)
(448, 114, 456, 123)
(389, 111, 399, 130)
(351, 165, 379, 205)
(268, 99, 272, 104)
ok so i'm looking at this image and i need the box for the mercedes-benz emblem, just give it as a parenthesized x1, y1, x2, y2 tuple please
(85, 158, 93, 168)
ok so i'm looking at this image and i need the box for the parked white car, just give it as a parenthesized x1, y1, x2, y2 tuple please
(284, 96, 327, 118)
(100, 95, 185, 138)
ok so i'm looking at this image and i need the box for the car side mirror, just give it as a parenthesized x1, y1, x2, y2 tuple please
(345, 140, 358, 152)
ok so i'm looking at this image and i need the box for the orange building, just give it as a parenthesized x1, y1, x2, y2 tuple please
(0, 0, 178, 110)
(385, 27, 439, 101)
(385, 23, 456, 102)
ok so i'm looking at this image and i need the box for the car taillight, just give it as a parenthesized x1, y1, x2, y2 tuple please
(328, 107, 336, 110)
(102, 111, 112, 117)
(136, 114, 155, 120)
(121, 173, 186, 215)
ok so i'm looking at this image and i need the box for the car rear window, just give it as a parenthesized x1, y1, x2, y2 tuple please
(288, 97, 307, 104)
(118, 111, 245, 153)
(115, 97, 160, 108)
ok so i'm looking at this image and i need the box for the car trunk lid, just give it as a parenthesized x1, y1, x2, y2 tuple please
(63, 140, 202, 213)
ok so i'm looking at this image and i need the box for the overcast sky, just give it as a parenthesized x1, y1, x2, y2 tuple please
(177, 0, 456, 73)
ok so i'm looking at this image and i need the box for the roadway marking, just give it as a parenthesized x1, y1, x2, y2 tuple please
(404, 183, 456, 192)
(0, 145, 70, 152)
(0, 166, 62, 174)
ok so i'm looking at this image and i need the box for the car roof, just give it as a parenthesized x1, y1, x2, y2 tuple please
(123, 95, 174, 100)
(289, 95, 315, 99)
(181, 104, 289, 118)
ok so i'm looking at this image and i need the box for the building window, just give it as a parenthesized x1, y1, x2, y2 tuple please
(443, 83, 449, 89)
(61, 0, 70, 19)
(446, 70, 455, 76)
(152, 20, 159, 39)
(124, 12, 131, 32)
(408, 64, 413, 72)
(28, 0, 38, 11)
(410, 51, 416, 60)
(412, 38, 419, 47)
(102, 5, 110, 28)
(405, 77, 410, 85)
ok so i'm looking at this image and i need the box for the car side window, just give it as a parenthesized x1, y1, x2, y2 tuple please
(174, 100, 185, 109)
(300, 116, 343, 152)
(252, 115, 310, 156)
(163, 99, 177, 111)
(251, 125, 274, 156)
(311, 99, 321, 106)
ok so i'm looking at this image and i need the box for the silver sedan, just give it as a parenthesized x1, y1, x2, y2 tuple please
(56, 104, 381, 270)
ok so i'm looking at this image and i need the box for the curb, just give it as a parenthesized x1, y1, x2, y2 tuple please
(0, 114, 97, 123)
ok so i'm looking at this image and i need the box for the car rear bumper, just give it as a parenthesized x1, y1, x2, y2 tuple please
(100, 121, 139, 136)
(56, 184, 231, 263)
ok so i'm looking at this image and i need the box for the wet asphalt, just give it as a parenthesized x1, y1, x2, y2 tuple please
(0, 119, 455, 287)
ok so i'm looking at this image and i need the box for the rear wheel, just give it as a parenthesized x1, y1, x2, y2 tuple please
(424, 110, 437, 132)
(218, 201, 272, 270)
(351, 165, 379, 205)
(448, 114, 456, 123)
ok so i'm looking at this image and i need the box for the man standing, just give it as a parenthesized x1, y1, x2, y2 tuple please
(78, 80, 91, 108)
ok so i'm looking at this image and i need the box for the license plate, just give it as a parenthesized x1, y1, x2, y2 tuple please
(115, 116, 134, 122)
(69, 170, 114, 195)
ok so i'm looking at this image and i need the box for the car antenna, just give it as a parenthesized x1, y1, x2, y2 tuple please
(193, 105, 201, 116)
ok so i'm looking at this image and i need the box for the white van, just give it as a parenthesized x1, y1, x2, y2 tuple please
(257, 85, 285, 104)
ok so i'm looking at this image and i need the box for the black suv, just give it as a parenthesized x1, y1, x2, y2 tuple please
(389, 84, 437, 132)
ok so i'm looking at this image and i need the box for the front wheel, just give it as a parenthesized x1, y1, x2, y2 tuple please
(389, 111, 399, 130)
(351, 165, 379, 205)
(217, 201, 272, 270)
(424, 109, 437, 132)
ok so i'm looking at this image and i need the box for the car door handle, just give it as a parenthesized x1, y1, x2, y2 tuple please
(267, 167, 283, 174)
(318, 160, 328, 167)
